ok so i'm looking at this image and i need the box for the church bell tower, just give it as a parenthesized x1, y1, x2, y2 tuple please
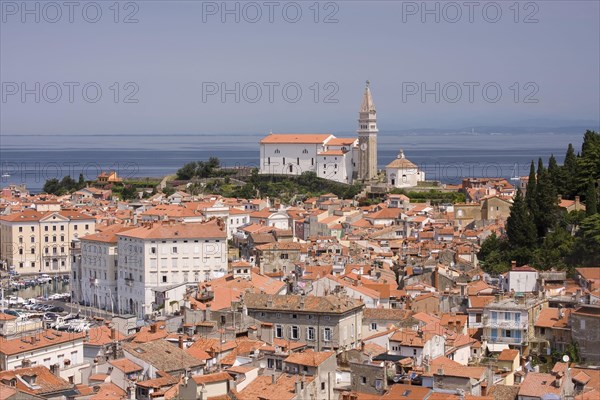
(357, 80, 378, 181)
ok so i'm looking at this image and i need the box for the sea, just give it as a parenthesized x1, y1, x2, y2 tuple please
(0, 131, 586, 193)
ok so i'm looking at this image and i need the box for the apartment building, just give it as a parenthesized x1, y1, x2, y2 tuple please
(74, 224, 136, 310)
(115, 220, 227, 317)
(482, 295, 548, 353)
(0, 330, 86, 384)
(245, 293, 364, 353)
(0, 209, 95, 275)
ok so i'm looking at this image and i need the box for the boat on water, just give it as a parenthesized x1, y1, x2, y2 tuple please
(1, 173, 9, 178)
(510, 163, 521, 181)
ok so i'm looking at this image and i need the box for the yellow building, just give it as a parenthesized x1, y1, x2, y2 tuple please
(0, 209, 95, 275)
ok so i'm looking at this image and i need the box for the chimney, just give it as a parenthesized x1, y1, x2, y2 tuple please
(272, 374, 276, 384)
(150, 323, 158, 334)
(575, 196, 581, 208)
(110, 327, 117, 340)
(295, 379, 303, 394)
(179, 335, 184, 350)
(50, 363, 60, 376)
(511, 260, 517, 269)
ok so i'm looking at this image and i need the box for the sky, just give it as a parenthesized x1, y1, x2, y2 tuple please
(1, 0, 599, 135)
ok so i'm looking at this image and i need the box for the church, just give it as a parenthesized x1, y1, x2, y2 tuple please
(258, 81, 425, 187)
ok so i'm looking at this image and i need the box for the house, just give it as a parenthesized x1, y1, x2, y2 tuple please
(496, 348, 520, 385)
(432, 363, 487, 396)
(532, 307, 571, 356)
(178, 372, 233, 400)
(482, 295, 547, 353)
(283, 350, 337, 399)
(0, 365, 74, 398)
(97, 171, 122, 183)
(0, 330, 86, 384)
(570, 304, 600, 365)
(388, 329, 445, 366)
(244, 293, 364, 353)
(122, 340, 205, 378)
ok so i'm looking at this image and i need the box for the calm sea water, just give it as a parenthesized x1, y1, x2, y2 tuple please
(0, 132, 584, 192)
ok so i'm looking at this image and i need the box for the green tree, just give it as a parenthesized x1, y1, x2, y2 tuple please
(586, 179, 598, 216)
(506, 189, 537, 263)
(547, 154, 562, 192)
(120, 185, 137, 200)
(534, 158, 559, 240)
(562, 143, 578, 197)
(533, 226, 574, 270)
(571, 214, 600, 266)
(525, 161, 537, 215)
(43, 178, 60, 194)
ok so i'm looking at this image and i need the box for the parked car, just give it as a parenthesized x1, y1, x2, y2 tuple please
(47, 306, 64, 313)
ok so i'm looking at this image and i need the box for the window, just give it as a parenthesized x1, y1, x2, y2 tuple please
(361, 376, 367, 385)
(321, 382, 325, 391)
(280, 254, 288, 259)
(31, 236, 35, 243)
(18, 227, 23, 232)
(283, 157, 286, 165)
(491, 311, 497, 321)
(61, 225, 64, 231)
(53, 226, 56, 231)
(290, 326, 299, 340)
(73, 225, 77, 231)
(276, 313, 281, 319)
(275, 325, 283, 338)
(297, 157, 300, 165)
(307, 327, 315, 341)
(370, 322, 377, 330)
(45, 226, 49, 232)
(580, 319, 586, 330)
(303, 149, 308, 154)
(413, 349, 417, 356)
(292, 314, 298, 319)
(85, 225, 89, 230)
(151, 247, 156, 254)
(540, 327, 546, 335)
(323, 328, 332, 342)
(172, 247, 177, 254)
(162, 275, 167, 283)
(268, 157, 271, 165)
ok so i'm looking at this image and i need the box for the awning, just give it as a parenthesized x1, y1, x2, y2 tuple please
(486, 343, 510, 352)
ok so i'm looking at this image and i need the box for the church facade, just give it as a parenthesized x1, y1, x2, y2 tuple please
(258, 82, 425, 187)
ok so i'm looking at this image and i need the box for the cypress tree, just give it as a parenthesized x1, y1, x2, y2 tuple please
(534, 158, 559, 239)
(525, 160, 537, 215)
(563, 143, 578, 197)
(586, 179, 598, 216)
(547, 154, 562, 193)
(507, 189, 537, 249)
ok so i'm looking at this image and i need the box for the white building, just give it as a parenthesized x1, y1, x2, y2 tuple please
(77, 224, 135, 311)
(0, 329, 86, 382)
(115, 220, 227, 317)
(386, 150, 426, 188)
(259, 81, 379, 183)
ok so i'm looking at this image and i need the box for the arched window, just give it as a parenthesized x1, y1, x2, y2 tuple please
(302, 149, 308, 154)
(274, 149, 280, 154)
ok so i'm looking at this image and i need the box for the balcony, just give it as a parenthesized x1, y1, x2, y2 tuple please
(483, 336, 526, 345)
(484, 319, 528, 330)
(124, 278, 134, 287)
(89, 278, 98, 287)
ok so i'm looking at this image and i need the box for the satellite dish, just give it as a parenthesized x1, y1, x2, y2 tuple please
(562, 355, 570, 363)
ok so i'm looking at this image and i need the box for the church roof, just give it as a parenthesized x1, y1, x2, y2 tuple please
(360, 81, 376, 113)
(386, 150, 417, 169)
(260, 133, 333, 144)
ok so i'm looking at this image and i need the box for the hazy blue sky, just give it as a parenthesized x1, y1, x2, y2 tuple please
(1, 0, 599, 135)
